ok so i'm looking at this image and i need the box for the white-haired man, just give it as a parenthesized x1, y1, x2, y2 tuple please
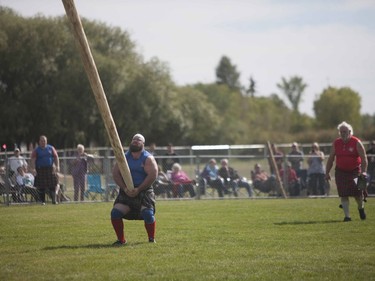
(325, 121, 368, 221)
(110, 134, 158, 245)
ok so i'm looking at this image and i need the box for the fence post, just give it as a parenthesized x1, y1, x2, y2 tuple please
(195, 156, 201, 200)
(62, 149, 68, 193)
(103, 148, 111, 202)
(4, 151, 10, 205)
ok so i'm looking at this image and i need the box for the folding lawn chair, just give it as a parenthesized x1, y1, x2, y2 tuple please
(84, 174, 105, 200)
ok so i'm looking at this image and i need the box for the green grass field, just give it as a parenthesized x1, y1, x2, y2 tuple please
(0, 198, 374, 281)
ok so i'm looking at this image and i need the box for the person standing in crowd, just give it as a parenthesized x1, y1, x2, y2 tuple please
(325, 121, 368, 222)
(71, 144, 91, 201)
(162, 143, 180, 172)
(31, 135, 60, 205)
(148, 142, 159, 164)
(366, 140, 375, 189)
(148, 142, 157, 157)
(307, 142, 326, 195)
(287, 142, 307, 191)
(270, 143, 284, 174)
(287, 142, 304, 175)
(110, 134, 158, 246)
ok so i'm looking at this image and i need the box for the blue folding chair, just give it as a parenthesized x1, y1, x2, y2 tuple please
(85, 174, 104, 200)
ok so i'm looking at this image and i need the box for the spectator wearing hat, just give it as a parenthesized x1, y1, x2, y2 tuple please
(8, 148, 28, 175)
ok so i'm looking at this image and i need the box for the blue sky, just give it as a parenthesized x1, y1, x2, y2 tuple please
(1, 0, 375, 116)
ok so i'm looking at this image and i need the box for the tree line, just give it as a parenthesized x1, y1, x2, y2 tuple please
(1, 6, 374, 150)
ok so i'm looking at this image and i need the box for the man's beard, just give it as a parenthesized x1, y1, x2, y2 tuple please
(129, 144, 143, 152)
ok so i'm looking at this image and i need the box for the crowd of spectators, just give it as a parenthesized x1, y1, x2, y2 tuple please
(2, 131, 375, 203)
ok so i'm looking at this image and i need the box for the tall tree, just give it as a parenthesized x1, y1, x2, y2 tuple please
(175, 86, 221, 145)
(314, 86, 362, 130)
(277, 76, 307, 112)
(245, 76, 256, 97)
(215, 56, 241, 90)
(0, 8, 143, 147)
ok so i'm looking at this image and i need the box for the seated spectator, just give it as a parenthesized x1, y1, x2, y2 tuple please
(251, 163, 277, 195)
(15, 166, 39, 202)
(199, 158, 227, 197)
(153, 165, 172, 198)
(170, 163, 196, 198)
(218, 159, 253, 197)
(15, 166, 34, 186)
(279, 163, 301, 196)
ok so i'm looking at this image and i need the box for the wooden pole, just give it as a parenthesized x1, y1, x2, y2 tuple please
(267, 141, 287, 198)
(62, 0, 134, 190)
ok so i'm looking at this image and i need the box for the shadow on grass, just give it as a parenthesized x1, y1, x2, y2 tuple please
(42, 241, 145, 250)
(274, 219, 342, 226)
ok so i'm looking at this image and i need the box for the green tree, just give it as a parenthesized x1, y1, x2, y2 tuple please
(360, 114, 375, 141)
(314, 87, 362, 130)
(174, 86, 221, 145)
(215, 56, 241, 90)
(0, 9, 78, 147)
(277, 76, 307, 112)
(245, 76, 256, 97)
(111, 57, 178, 145)
(0, 8, 160, 147)
(245, 94, 293, 143)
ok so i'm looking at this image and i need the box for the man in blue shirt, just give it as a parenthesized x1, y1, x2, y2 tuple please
(31, 135, 60, 205)
(110, 134, 158, 246)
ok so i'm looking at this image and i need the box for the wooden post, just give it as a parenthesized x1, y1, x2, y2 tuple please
(62, 0, 134, 190)
(267, 141, 287, 198)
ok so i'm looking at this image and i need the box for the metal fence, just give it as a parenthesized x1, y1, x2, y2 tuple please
(1, 142, 374, 205)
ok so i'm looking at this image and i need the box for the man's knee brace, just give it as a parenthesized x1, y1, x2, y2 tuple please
(141, 208, 155, 224)
(111, 208, 124, 219)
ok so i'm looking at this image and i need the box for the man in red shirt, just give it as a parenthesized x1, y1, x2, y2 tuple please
(325, 121, 368, 222)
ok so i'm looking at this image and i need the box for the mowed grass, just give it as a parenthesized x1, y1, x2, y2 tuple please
(0, 198, 374, 281)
